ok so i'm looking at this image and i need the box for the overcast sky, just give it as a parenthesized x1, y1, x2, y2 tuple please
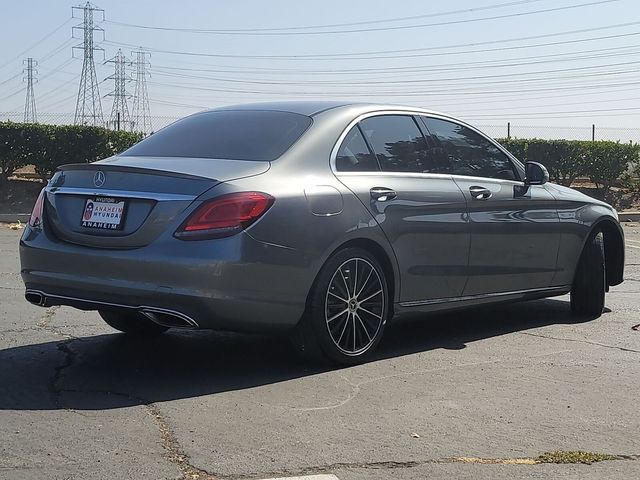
(0, 0, 639, 132)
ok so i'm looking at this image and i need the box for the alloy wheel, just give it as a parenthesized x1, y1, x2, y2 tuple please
(325, 257, 385, 355)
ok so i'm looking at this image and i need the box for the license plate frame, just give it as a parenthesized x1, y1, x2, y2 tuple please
(80, 196, 128, 231)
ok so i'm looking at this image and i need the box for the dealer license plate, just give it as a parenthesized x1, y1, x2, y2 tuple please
(80, 196, 127, 230)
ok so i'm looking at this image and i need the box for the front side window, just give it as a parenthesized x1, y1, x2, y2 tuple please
(123, 110, 312, 161)
(359, 115, 439, 173)
(423, 117, 518, 180)
(335, 126, 379, 172)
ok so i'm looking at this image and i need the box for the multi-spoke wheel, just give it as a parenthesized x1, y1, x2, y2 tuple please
(290, 247, 389, 364)
(326, 257, 385, 355)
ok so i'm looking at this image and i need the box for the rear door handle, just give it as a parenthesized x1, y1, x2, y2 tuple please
(370, 187, 397, 202)
(469, 186, 492, 200)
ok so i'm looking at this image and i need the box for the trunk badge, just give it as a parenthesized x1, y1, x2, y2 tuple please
(93, 171, 106, 187)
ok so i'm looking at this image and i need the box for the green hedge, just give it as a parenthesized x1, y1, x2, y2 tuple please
(499, 138, 640, 193)
(1, 123, 638, 197)
(0, 122, 143, 185)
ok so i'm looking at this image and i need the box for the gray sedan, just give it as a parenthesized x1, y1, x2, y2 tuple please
(20, 101, 625, 364)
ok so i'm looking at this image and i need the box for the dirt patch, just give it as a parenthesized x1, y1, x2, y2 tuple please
(537, 450, 618, 465)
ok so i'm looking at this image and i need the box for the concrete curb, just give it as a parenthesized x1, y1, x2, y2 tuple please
(618, 212, 640, 222)
(0, 214, 30, 224)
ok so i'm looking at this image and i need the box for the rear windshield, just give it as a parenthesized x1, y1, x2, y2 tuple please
(123, 110, 312, 161)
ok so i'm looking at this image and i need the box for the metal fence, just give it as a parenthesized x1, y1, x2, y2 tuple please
(468, 124, 640, 143)
(1, 111, 639, 143)
(0, 112, 180, 133)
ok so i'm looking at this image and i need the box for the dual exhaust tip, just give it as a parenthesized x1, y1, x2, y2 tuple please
(24, 290, 198, 329)
(25, 291, 46, 306)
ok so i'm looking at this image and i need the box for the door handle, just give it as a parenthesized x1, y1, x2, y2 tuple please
(370, 187, 397, 202)
(469, 186, 492, 200)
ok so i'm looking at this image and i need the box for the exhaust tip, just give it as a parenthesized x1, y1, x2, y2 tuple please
(25, 290, 45, 306)
(140, 308, 198, 329)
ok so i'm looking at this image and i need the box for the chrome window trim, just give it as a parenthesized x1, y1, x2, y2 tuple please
(334, 170, 453, 180)
(47, 187, 196, 202)
(330, 108, 524, 181)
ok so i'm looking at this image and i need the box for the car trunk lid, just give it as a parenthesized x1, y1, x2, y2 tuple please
(44, 156, 270, 248)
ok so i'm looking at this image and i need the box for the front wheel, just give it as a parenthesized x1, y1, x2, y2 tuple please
(570, 231, 606, 317)
(291, 248, 390, 364)
(99, 310, 169, 335)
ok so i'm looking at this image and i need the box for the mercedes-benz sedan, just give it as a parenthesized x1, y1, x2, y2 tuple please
(20, 101, 624, 364)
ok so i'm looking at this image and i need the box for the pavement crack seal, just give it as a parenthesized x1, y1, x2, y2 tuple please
(234, 452, 639, 479)
(145, 402, 218, 480)
(36, 305, 74, 340)
(55, 383, 217, 480)
(519, 331, 640, 354)
(48, 340, 78, 407)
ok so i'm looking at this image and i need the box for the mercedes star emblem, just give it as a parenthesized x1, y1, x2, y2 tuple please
(93, 171, 106, 187)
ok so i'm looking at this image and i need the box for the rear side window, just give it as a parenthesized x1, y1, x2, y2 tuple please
(123, 110, 312, 161)
(423, 117, 518, 180)
(359, 115, 439, 173)
(335, 126, 379, 172)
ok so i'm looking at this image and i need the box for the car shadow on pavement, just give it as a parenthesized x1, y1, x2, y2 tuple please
(0, 298, 596, 411)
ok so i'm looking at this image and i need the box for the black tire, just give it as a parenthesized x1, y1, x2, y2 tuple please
(570, 231, 606, 317)
(99, 310, 169, 334)
(291, 247, 390, 365)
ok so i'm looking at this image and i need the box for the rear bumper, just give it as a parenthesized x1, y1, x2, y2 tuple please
(19, 225, 314, 332)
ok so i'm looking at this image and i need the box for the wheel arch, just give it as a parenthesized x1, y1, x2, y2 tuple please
(309, 237, 399, 317)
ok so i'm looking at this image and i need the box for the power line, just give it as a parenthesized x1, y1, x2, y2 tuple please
(149, 44, 640, 76)
(103, 0, 618, 36)
(148, 59, 640, 87)
(0, 71, 24, 87)
(0, 18, 72, 71)
(146, 76, 640, 98)
(101, 21, 640, 61)
(107, 0, 546, 33)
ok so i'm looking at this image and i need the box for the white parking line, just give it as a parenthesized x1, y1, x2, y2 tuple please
(259, 476, 340, 480)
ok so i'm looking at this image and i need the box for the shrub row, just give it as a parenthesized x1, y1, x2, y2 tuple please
(0, 122, 143, 185)
(498, 138, 640, 193)
(1, 123, 638, 196)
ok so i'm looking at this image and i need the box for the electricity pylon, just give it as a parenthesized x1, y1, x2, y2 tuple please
(23, 58, 38, 123)
(73, 2, 104, 126)
(105, 49, 131, 130)
(131, 48, 152, 133)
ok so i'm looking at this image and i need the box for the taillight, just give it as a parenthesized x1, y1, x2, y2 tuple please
(29, 188, 46, 227)
(175, 192, 274, 240)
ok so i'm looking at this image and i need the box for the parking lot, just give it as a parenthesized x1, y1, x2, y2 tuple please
(0, 224, 639, 480)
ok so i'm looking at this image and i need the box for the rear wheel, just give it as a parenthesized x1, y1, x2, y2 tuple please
(99, 310, 169, 334)
(570, 231, 606, 317)
(291, 248, 389, 364)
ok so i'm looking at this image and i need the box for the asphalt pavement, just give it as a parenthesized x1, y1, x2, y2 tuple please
(1, 224, 639, 480)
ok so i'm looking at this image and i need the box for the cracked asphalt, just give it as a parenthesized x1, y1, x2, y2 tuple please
(1, 224, 639, 480)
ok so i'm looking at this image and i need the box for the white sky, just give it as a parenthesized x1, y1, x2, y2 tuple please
(0, 0, 639, 131)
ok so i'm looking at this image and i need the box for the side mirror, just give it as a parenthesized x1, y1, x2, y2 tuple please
(525, 162, 549, 186)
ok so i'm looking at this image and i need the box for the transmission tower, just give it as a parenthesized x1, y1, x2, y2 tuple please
(131, 49, 152, 133)
(105, 49, 131, 131)
(72, 2, 104, 126)
(23, 58, 38, 123)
